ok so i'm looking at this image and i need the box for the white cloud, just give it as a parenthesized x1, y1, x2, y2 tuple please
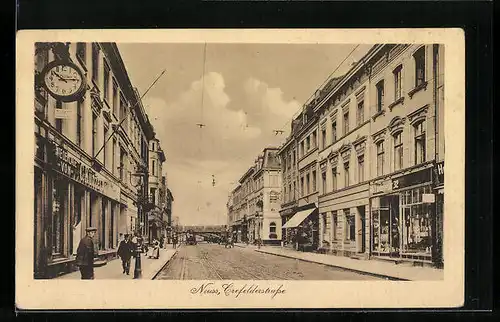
(244, 77, 301, 119)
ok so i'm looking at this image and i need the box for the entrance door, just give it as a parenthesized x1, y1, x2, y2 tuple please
(389, 196, 400, 258)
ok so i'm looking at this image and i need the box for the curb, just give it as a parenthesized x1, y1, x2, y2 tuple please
(150, 250, 178, 280)
(254, 249, 409, 281)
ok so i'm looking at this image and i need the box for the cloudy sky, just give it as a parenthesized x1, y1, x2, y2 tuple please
(117, 43, 372, 226)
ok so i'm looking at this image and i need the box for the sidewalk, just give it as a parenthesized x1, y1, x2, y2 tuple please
(56, 248, 177, 280)
(254, 246, 444, 281)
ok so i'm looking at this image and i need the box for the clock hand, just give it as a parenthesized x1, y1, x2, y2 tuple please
(53, 71, 68, 83)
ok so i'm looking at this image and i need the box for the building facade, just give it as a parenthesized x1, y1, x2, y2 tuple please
(278, 44, 445, 267)
(33, 42, 155, 278)
(148, 138, 166, 243)
(227, 148, 282, 245)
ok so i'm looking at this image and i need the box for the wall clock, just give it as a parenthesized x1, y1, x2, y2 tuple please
(41, 60, 86, 102)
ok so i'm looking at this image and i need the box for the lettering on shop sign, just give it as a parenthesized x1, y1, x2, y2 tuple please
(391, 168, 432, 191)
(52, 144, 116, 197)
(435, 161, 444, 185)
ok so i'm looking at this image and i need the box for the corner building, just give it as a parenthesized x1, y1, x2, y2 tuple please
(33, 42, 155, 278)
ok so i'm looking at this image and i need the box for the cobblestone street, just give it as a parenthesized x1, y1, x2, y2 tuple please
(155, 243, 382, 280)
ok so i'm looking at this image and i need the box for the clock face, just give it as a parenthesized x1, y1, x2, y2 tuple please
(43, 61, 84, 100)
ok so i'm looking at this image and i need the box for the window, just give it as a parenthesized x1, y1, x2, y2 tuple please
(321, 128, 327, 149)
(332, 167, 338, 191)
(100, 199, 107, 250)
(357, 100, 364, 126)
(112, 138, 116, 175)
(343, 111, 349, 135)
(345, 209, 356, 241)
(288, 184, 292, 201)
(344, 162, 350, 187)
(322, 172, 327, 194)
(394, 65, 403, 100)
(358, 156, 364, 183)
(312, 170, 317, 192)
(92, 113, 98, 157)
(376, 80, 385, 112)
(150, 188, 156, 205)
(269, 222, 276, 233)
(394, 132, 403, 170)
(306, 174, 310, 195)
(300, 141, 305, 157)
(55, 100, 63, 133)
(103, 123, 109, 167)
(51, 177, 66, 256)
(377, 141, 385, 176)
(293, 181, 296, 199)
(119, 148, 125, 181)
(414, 121, 426, 164)
(76, 42, 86, 64)
(103, 61, 110, 102)
(119, 95, 126, 122)
(306, 136, 310, 151)
(152, 142, 155, 151)
(92, 44, 99, 83)
(312, 131, 317, 148)
(292, 150, 296, 166)
(414, 47, 426, 87)
(331, 121, 337, 143)
(112, 82, 119, 116)
(300, 177, 304, 196)
(76, 99, 83, 147)
(332, 211, 338, 240)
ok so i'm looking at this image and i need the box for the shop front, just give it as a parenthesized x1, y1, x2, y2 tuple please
(369, 163, 442, 266)
(281, 204, 318, 252)
(34, 128, 121, 278)
(279, 203, 297, 248)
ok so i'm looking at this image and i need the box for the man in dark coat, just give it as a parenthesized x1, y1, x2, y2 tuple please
(117, 234, 134, 275)
(76, 227, 97, 279)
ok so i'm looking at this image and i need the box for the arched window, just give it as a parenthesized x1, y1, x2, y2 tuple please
(269, 222, 277, 239)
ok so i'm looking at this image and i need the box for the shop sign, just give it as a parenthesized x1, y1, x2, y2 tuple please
(391, 168, 432, 191)
(51, 143, 120, 200)
(422, 193, 435, 203)
(435, 161, 444, 185)
(371, 180, 392, 195)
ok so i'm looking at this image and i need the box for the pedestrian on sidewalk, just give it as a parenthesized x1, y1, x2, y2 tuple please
(172, 235, 178, 249)
(117, 234, 134, 275)
(75, 227, 97, 280)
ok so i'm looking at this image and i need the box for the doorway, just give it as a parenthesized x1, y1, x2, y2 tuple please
(358, 206, 366, 253)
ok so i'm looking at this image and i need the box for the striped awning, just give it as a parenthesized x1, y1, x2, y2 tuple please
(282, 208, 316, 229)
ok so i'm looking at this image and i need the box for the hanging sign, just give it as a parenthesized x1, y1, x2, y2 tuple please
(422, 194, 435, 203)
(54, 108, 74, 119)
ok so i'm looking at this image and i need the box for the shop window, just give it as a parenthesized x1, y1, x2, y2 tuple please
(332, 167, 338, 191)
(71, 187, 83, 255)
(394, 132, 403, 170)
(51, 177, 66, 257)
(393, 65, 403, 101)
(356, 100, 364, 126)
(376, 80, 385, 112)
(331, 120, 337, 143)
(344, 162, 350, 187)
(345, 210, 355, 241)
(376, 141, 385, 176)
(414, 121, 426, 165)
(358, 156, 364, 183)
(414, 47, 426, 87)
(401, 186, 433, 256)
(343, 111, 349, 135)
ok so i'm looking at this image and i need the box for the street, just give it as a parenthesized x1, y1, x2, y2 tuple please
(155, 243, 382, 280)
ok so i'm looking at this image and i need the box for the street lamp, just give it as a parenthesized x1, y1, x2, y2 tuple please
(129, 168, 147, 279)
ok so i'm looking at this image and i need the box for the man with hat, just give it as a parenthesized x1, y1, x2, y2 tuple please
(76, 227, 97, 279)
(117, 234, 134, 275)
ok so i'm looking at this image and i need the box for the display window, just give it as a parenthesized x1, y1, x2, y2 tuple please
(51, 175, 67, 257)
(401, 186, 433, 256)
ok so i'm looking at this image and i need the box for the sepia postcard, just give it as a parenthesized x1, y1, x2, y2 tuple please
(16, 28, 465, 309)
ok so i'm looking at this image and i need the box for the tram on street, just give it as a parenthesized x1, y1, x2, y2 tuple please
(186, 229, 197, 245)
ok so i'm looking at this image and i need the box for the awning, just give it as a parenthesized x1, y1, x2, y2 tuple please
(282, 208, 316, 229)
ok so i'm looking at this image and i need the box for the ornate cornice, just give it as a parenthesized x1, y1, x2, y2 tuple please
(388, 116, 406, 135)
(372, 128, 387, 144)
(408, 104, 429, 126)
